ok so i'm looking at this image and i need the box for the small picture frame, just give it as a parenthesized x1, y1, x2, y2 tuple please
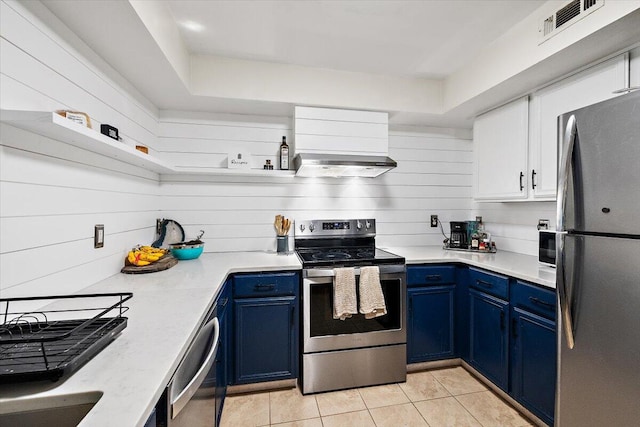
(100, 124, 120, 141)
(56, 110, 92, 128)
(228, 151, 251, 169)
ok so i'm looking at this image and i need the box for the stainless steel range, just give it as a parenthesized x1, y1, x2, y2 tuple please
(295, 219, 406, 394)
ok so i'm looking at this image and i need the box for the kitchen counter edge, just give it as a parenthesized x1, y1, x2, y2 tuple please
(385, 246, 556, 289)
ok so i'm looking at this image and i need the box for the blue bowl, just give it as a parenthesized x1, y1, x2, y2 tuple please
(170, 243, 204, 260)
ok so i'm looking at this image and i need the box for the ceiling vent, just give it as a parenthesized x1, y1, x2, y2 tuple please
(539, 0, 604, 44)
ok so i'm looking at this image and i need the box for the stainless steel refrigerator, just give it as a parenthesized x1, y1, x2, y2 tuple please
(556, 89, 640, 426)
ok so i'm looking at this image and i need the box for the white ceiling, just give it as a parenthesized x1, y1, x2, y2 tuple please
(165, 0, 545, 79)
(34, 1, 640, 127)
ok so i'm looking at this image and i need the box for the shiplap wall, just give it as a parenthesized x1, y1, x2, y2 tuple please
(472, 202, 556, 256)
(158, 113, 473, 252)
(0, 0, 161, 297)
(2, 0, 560, 302)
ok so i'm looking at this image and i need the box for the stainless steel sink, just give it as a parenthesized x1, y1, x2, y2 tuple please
(0, 391, 102, 427)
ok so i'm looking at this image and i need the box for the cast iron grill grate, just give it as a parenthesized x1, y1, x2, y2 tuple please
(0, 292, 132, 383)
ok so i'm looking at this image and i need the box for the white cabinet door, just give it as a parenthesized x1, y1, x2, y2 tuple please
(529, 54, 628, 199)
(474, 97, 529, 201)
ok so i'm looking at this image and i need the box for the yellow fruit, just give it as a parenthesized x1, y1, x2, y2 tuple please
(126, 245, 166, 266)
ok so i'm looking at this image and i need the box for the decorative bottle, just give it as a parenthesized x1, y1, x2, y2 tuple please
(280, 136, 289, 170)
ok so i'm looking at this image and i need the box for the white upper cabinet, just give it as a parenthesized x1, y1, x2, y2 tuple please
(474, 96, 529, 201)
(529, 54, 628, 199)
(474, 54, 628, 202)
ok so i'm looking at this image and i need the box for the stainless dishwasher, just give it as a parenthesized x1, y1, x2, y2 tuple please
(157, 302, 220, 427)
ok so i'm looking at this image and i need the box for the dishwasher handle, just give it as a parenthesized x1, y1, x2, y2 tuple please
(170, 317, 219, 419)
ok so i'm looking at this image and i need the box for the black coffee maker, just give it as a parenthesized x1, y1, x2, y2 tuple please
(449, 221, 469, 249)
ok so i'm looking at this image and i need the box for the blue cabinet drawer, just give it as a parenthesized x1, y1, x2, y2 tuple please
(469, 268, 508, 300)
(234, 272, 299, 298)
(407, 265, 456, 287)
(512, 280, 556, 321)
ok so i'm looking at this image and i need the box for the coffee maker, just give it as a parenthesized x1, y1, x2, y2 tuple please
(449, 221, 469, 249)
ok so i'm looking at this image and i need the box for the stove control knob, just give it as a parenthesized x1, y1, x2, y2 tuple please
(356, 221, 363, 231)
(299, 224, 305, 232)
(366, 221, 372, 230)
(309, 223, 315, 232)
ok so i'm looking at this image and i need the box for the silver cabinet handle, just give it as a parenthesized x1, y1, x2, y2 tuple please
(557, 114, 576, 349)
(171, 317, 219, 418)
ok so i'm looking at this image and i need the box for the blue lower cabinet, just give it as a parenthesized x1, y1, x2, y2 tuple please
(469, 288, 509, 391)
(407, 285, 455, 363)
(511, 308, 556, 426)
(234, 296, 298, 384)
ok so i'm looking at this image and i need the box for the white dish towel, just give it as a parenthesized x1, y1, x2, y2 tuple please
(333, 267, 357, 321)
(359, 266, 387, 319)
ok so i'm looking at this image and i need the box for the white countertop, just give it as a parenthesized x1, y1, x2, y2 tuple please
(0, 247, 554, 426)
(0, 251, 302, 427)
(383, 246, 556, 289)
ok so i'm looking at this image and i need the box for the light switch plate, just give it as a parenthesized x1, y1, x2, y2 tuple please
(94, 224, 104, 248)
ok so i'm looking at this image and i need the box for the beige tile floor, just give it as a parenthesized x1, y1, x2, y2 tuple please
(220, 367, 534, 427)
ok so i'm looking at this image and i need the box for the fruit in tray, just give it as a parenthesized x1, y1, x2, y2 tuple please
(126, 246, 168, 266)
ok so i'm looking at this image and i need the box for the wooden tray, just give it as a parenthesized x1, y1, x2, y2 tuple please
(121, 254, 178, 274)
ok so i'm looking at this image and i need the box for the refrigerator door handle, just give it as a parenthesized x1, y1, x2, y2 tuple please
(557, 114, 577, 349)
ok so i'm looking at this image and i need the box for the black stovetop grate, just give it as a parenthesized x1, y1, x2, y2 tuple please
(0, 292, 132, 383)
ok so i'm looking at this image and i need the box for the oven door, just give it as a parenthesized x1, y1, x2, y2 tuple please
(303, 265, 406, 353)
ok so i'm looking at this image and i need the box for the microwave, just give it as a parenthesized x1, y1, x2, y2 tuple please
(539, 230, 556, 267)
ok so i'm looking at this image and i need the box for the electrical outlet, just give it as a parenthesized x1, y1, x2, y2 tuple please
(94, 224, 104, 248)
(430, 215, 438, 227)
(538, 219, 550, 230)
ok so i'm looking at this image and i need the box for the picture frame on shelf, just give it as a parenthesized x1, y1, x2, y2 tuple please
(56, 110, 92, 128)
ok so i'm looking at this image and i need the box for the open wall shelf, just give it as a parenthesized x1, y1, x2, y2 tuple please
(0, 110, 296, 178)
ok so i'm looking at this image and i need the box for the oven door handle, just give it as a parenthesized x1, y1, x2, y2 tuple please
(304, 265, 405, 278)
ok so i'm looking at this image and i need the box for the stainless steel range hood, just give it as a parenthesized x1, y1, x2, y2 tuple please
(293, 153, 397, 178)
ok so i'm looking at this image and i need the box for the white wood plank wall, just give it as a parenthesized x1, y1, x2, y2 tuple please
(472, 201, 556, 256)
(158, 116, 474, 252)
(0, 1, 161, 297)
(0, 0, 551, 303)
